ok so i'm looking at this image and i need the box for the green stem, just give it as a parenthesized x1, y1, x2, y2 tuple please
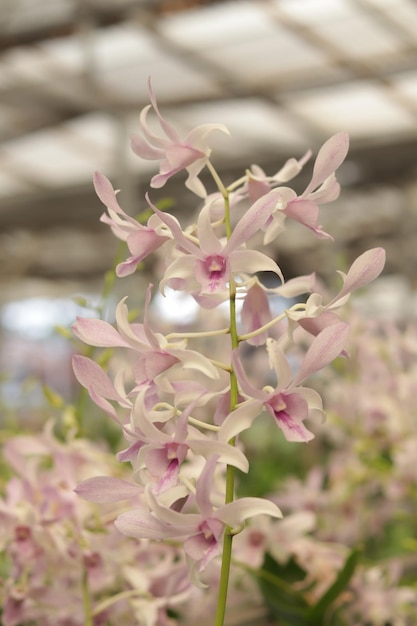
(82, 564, 93, 626)
(238, 302, 307, 342)
(166, 327, 229, 341)
(214, 189, 240, 626)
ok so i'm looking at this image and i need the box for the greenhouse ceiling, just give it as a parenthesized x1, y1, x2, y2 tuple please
(0, 0, 417, 207)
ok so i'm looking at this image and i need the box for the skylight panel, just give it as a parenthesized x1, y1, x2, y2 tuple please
(0, 166, 34, 197)
(1, 0, 73, 33)
(172, 99, 307, 154)
(160, 0, 276, 49)
(0, 128, 106, 187)
(92, 23, 157, 68)
(392, 71, 417, 104)
(287, 82, 417, 138)
(202, 26, 327, 82)
(315, 13, 402, 58)
(277, 0, 355, 24)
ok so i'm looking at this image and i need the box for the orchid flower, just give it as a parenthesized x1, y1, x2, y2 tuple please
(114, 458, 282, 581)
(131, 79, 229, 197)
(219, 322, 350, 443)
(240, 281, 272, 347)
(72, 285, 219, 395)
(109, 391, 249, 496)
(245, 149, 313, 203)
(274, 131, 349, 241)
(239, 273, 316, 346)
(67, 78, 391, 622)
(288, 247, 386, 339)
(146, 190, 286, 297)
(244, 132, 349, 243)
(94, 171, 170, 277)
(72, 354, 131, 425)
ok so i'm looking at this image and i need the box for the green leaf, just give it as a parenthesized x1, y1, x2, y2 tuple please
(42, 384, 64, 408)
(257, 553, 310, 625)
(306, 548, 360, 624)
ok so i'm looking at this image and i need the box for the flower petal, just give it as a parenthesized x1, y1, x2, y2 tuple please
(187, 439, 249, 473)
(266, 339, 293, 390)
(218, 400, 264, 443)
(303, 132, 349, 196)
(332, 247, 386, 303)
(75, 476, 142, 503)
(72, 355, 125, 403)
(115, 508, 190, 540)
(216, 497, 283, 528)
(231, 250, 284, 283)
(72, 317, 129, 348)
(293, 322, 350, 386)
(227, 189, 288, 251)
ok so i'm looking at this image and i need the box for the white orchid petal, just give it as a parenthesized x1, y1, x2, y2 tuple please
(115, 508, 188, 540)
(231, 250, 284, 284)
(266, 339, 293, 390)
(216, 497, 283, 527)
(188, 439, 249, 473)
(197, 202, 223, 255)
(145, 487, 201, 530)
(219, 400, 264, 443)
(171, 347, 219, 379)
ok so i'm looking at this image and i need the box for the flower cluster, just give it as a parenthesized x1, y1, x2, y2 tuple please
(72, 80, 385, 616)
(0, 423, 191, 626)
(4, 315, 417, 625)
(267, 311, 417, 624)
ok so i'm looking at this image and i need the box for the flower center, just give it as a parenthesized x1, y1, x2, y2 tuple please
(207, 255, 226, 277)
(270, 393, 287, 414)
(274, 197, 287, 211)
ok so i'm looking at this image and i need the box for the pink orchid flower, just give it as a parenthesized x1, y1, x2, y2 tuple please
(72, 285, 219, 397)
(289, 247, 386, 339)
(72, 354, 133, 429)
(94, 171, 170, 277)
(240, 273, 316, 346)
(114, 458, 282, 580)
(147, 190, 285, 297)
(245, 132, 349, 242)
(131, 78, 230, 197)
(275, 131, 349, 241)
(127, 393, 249, 494)
(219, 322, 350, 443)
(240, 281, 272, 347)
(246, 148, 313, 203)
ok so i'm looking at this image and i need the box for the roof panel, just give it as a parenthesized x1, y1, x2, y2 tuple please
(0, 126, 107, 187)
(0, 166, 34, 197)
(287, 82, 417, 137)
(393, 70, 417, 103)
(170, 98, 307, 155)
(314, 13, 402, 58)
(92, 23, 157, 67)
(1, 0, 73, 33)
(201, 27, 328, 82)
(0, 0, 416, 204)
(365, 0, 417, 27)
(277, 0, 356, 24)
(159, 1, 276, 48)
